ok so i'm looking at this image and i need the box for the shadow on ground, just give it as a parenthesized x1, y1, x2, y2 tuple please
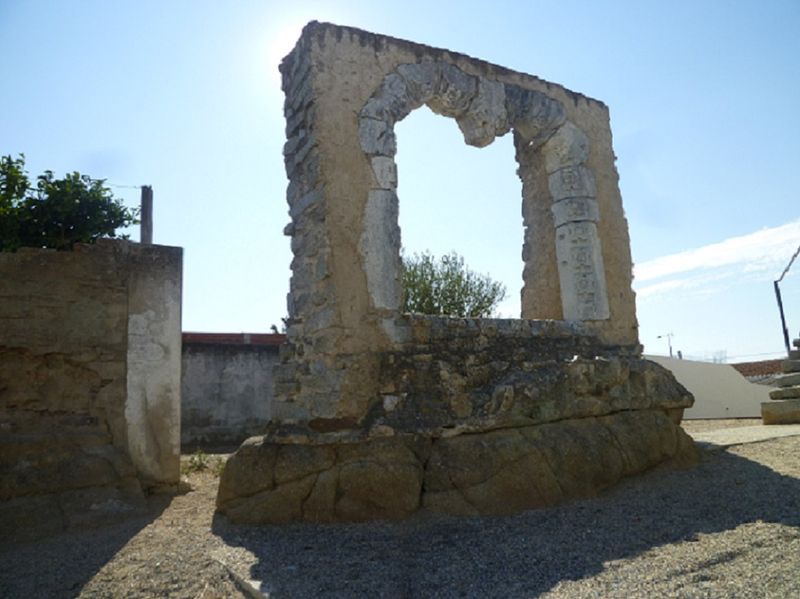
(0, 494, 173, 599)
(212, 442, 800, 597)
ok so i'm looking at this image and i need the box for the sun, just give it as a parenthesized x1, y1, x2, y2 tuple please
(266, 18, 307, 72)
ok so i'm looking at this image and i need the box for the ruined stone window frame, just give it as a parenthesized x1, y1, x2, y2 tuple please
(356, 60, 611, 322)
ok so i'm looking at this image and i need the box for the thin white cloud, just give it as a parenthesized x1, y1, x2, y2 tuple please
(634, 219, 800, 284)
(636, 269, 742, 301)
(635, 278, 690, 300)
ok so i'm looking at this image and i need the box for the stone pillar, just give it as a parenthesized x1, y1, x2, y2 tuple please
(125, 244, 183, 487)
(542, 123, 610, 321)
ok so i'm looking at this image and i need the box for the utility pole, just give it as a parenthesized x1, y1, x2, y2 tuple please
(140, 185, 153, 245)
(774, 242, 800, 355)
(657, 333, 674, 358)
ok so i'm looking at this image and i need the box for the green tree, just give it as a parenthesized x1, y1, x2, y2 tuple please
(0, 154, 139, 252)
(401, 250, 507, 317)
(0, 155, 29, 248)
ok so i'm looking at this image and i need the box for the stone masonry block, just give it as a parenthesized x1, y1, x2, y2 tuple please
(456, 77, 508, 147)
(548, 166, 597, 201)
(782, 359, 800, 373)
(551, 197, 600, 227)
(555, 221, 610, 320)
(360, 190, 402, 310)
(542, 121, 590, 173)
(370, 156, 397, 189)
(504, 85, 566, 143)
(775, 372, 800, 388)
(358, 117, 397, 157)
(769, 386, 800, 400)
(397, 62, 441, 104)
(762, 399, 800, 425)
(428, 63, 477, 118)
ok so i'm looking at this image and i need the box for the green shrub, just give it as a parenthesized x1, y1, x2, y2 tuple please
(0, 154, 139, 251)
(401, 250, 506, 317)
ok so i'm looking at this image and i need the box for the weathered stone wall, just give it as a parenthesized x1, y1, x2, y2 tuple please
(219, 316, 695, 524)
(181, 334, 280, 448)
(217, 23, 696, 525)
(367, 316, 686, 436)
(276, 22, 639, 425)
(0, 240, 182, 541)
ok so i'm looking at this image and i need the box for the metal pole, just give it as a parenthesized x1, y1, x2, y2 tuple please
(657, 333, 674, 358)
(140, 185, 153, 245)
(774, 280, 791, 355)
(774, 242, 800, 354)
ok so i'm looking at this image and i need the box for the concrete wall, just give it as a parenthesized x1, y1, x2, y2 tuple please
(125, 246, 183, 484)
(647, 356, 770, 419)
(0, 240, 182, 498)
(181, 333, 281, 448)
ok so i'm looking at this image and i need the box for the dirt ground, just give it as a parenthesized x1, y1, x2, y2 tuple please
(2, 420, 800, 598)
(681, 417, 762, 433)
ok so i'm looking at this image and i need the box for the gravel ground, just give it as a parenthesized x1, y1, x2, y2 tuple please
(681, 418, 763, 433)
(2, 422, 800, 598)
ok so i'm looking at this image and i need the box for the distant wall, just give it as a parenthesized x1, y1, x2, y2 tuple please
(181, 333, 282, 448)
(0, 240, 182, 506)
(648, 356, 770, 419)
(731, 359, 784, 379)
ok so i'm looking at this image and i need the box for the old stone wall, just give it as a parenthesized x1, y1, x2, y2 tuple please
(181, 334, 280, 448)
(0, 240, 182, 541)
(367, 316, 686, 436)
(276, 22, 639, 425)
(216, 23, 696, 525)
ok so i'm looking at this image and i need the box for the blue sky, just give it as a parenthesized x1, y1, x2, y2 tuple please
(1, 1, 798, 362)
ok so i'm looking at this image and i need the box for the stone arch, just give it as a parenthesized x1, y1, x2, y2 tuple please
(274, 24, 639, 425)
(356, 62, 610, 321)
(219, 25, 695, 526)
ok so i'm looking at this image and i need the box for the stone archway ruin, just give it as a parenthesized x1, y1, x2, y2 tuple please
(216, 22, 696, 524)
(357, 61, 611, 324)
(271, 22, 640, 426)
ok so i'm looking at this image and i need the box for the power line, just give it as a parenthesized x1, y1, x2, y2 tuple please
(777, 242, 800, 283)
(726, 351, 787, 361)
(107, 183, 144, 190)
(17, 181, 144, 195)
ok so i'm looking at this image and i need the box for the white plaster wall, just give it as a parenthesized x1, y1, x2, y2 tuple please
(647, 355, 771, 419)
(181, 344, 276, 447)
(125, 245, 182, 486)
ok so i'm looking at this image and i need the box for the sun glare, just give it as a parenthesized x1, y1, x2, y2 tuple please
(266, 19, 307, 76)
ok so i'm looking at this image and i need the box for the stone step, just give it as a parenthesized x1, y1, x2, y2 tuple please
(790, 349, 800, 360)
(762, 398, 800, 425)
(770, 386, 800, 400)
(782, 359, 800, 374)
(775, 372, 800, 388)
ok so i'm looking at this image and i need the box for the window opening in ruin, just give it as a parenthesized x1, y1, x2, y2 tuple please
(394, 106, 523, 318)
